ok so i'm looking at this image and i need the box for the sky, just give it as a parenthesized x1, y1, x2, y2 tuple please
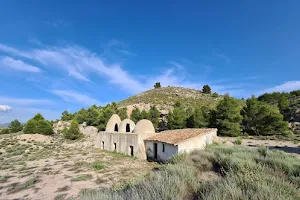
(0, 0, 300, 123)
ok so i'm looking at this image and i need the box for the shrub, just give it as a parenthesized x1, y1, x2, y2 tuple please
(63, 120, 82, 140)
(23, 119, 38, 134)
(0, 128, 10, 134)
(36, 120, 53, 135)
(92, 161, 105, 170)
(9, 119, 23, 133)
(234, 138, 242, 145)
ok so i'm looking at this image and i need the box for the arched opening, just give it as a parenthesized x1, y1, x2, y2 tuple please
(114, 123, 118, 132)
(126, 124, 130, 132)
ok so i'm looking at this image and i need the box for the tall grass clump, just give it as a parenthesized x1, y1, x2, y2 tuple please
(79, 144, 300, 200)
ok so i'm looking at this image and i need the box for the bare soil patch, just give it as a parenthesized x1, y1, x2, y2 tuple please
(0, 134, 155, 199)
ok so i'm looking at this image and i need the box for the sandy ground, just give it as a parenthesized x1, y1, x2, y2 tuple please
(0, 134, 155, 200)
(218, 136, 300, 158)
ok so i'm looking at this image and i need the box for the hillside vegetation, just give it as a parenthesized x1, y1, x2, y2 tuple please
(118, 86, 223, 113)
(79, 144, 300, 200)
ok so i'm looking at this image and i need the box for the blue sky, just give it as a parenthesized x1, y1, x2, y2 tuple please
(0, 0, 300, 123)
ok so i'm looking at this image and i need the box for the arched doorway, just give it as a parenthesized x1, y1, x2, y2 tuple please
(114, 123, 118, 132)
(126, 124, 130, 132)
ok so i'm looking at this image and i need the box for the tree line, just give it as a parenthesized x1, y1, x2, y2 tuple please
(166, 95, 291, 136)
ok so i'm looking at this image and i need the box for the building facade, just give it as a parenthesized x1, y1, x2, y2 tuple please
(95, 114, 217, 161)
(95, 114, 156, 159)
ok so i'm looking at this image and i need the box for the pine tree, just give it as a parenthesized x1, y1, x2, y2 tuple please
(202, 85, 212, 94)
(117, 107, 128, 120)
(23, 119, 38, 134)
(63, 120, 82, 140)
(130, 108, 142, 123)
(37, 120, 54, 135)
(149, 105, 160, 128)
(33, 113, 44, 121)
(167, 102, 186, 129)
(215, 95, 243, 136)
(9, 119, 23, 133)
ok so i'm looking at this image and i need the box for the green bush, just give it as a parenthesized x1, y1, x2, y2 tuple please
(234, 138, 242, 145)
(36, 120, 53, 135)
(92, 161, 105, 170)
(63, 120, 82, 140)
(23, 119, 38, 134)
(9, 119, 23, 133)
(0, 128, 10, 135)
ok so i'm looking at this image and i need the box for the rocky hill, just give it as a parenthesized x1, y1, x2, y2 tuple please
(118, 86, 224, 116)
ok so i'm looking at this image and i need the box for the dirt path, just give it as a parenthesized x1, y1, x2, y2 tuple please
(219, 136, 300, 158)
(0, 134, 155, 200)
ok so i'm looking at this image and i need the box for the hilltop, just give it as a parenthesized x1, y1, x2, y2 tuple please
(118, 86, 223, 115)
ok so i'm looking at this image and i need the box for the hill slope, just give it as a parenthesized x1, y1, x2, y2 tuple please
(118, 86, 223, 115)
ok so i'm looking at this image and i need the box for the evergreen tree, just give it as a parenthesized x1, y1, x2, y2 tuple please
(0, 128, 10, 134)
(33, 113, 44, 121)
(149, 105, 160, 128)
(242, 97, 290, 136)
(9, 119, 23, 133)
(215, 95, 243, 136)
(202, 85, 212, 94)
(75, 108, 88, 124)
(23, 119, 38, 134)
(140, 110, 150, 119)
(63, 120, 82, 140)
(167, 102, 186, 129)
(61, 110, 74, 121)
(194, 106, 211, 128)
(154, 82, 161, 88)
(130, 108, 142, 123)
(37, 120, 53, 135)
(117, 107, 128, 120)
(86, 105, 101, 126)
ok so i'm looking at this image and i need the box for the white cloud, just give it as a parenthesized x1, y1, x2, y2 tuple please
(168, 61, 184, 70)
(0, 96, 53, 106)
(51, 90, 102, 106)
(0, 105, 12, 112)
(262, 81, 300, 93)
(0, 107, 60, 123)
(0, 56, 41, 72)
(119, 49, 136, 56)
(0, 43, 245, 96)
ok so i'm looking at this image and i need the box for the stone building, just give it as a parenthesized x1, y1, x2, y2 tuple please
(95, 114, 217, 161)
(95, 114, 156, 159)
(144, 128, 217, 162)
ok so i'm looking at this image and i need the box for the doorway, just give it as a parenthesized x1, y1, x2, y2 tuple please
(129, 146, 134, 157)
(126, 124, 130, 132)
(114, 123, 118, 132)
(114, 143, 117, 151)
(154, 143, 158, 160)
(102, 141, 104, 149)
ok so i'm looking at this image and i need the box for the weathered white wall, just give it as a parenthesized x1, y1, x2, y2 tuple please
(177, 130, 217, 153)
(144, 141, 178, 162)
(96, 131, 156, 159)
(96, 132, 139, 157)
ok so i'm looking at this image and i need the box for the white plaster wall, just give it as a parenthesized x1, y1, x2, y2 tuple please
(177, 130, 217, 153)
(97, 132, 140, 157)
(137, 132, 156, 159)
(145, 141, 178, 162)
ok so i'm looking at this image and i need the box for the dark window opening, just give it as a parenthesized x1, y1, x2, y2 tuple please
(114, 123, 118, 132)
(162, 143, 165, 152)
(130, 146, 134, 157)
(126, 123, 130, 132)
(114, 143, 117, 151)
(102, 141, 104, 149)
(154, 143, 158, 159)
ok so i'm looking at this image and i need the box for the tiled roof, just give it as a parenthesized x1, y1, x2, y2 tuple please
(144, 128, 217, 145)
